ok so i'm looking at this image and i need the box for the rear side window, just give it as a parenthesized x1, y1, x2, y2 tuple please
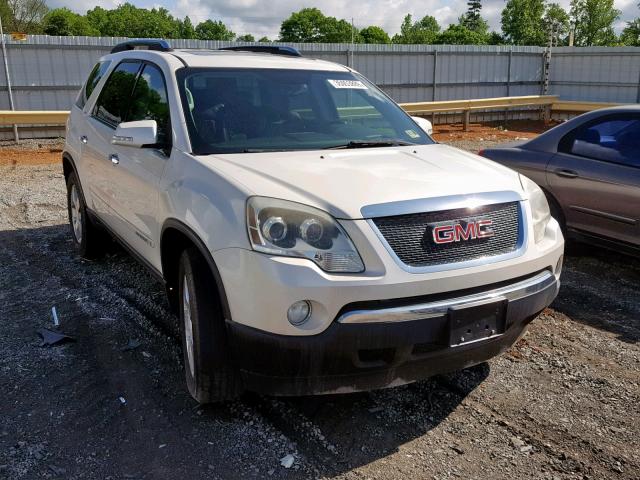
(127, 64, 170, 144)
(76, 61, 111, 109)
(93, 61, 142, 127)
(561, 114, 640, 168)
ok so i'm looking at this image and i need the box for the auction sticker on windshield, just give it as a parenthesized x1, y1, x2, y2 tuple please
(327, 79, 368, 89)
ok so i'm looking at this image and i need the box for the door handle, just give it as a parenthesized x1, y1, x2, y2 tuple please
(110, 154, 119, 165)
(554, 168, 578, 179)
(80, 135, 88, 144)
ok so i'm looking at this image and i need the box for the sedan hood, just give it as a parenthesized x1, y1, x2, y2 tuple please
(484, 139, 529, 150)
(203, 144, 523, 219)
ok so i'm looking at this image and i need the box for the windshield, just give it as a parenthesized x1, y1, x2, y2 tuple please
(176, 68, 434, 154)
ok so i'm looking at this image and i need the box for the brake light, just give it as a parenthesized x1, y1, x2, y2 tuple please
(478, 149, 485, 157)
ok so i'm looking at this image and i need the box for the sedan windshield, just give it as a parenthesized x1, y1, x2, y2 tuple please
(176, 68, 434, 154)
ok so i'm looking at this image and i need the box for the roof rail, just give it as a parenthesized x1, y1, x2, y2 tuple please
(218, 45, 302, 57)
(111, 39, 172, 54)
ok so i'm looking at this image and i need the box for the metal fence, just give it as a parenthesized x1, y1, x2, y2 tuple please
(1, 35, 639, 139)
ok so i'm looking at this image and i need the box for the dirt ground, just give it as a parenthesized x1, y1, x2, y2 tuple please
(0, 125, 638, 479)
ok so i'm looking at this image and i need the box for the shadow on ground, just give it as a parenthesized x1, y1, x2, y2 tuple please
(551, 240, 640, 344)
(1, 223, 488, 479)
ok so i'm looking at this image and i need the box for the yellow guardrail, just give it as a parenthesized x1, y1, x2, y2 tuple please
(401, 95, 560, 130)
(400, 95, 560, 114)
(0, 97, 625, 132)
(551, 100, 621, 113)
(0, 110, 69, 125)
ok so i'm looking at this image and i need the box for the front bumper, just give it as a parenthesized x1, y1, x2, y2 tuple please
(227, 269, 559, 396)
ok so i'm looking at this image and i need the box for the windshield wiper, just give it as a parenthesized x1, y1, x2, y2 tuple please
(324, 140, 415, 150)
(242, 148, 293, 153)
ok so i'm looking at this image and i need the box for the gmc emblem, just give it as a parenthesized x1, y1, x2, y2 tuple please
(430, 219, 494, 244)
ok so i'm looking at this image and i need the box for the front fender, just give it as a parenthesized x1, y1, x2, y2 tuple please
(160, 149, 252, 254)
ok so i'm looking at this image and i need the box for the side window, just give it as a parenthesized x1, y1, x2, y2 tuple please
(127, 64, 170, 144)
(76, 61, 111, 109)
(93, 61, 142, 127)
(562, 115, 640, 168)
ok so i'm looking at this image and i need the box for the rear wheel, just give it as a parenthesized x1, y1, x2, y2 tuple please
(66, 172, 104, 259)
(178, 247, 241, 403)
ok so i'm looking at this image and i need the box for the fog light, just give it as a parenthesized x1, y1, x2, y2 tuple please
(287, 300, 311, 326)
(555, 255, 564, 276)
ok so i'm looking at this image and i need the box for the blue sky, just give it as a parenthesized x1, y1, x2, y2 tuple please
(49, 0, 638, 39)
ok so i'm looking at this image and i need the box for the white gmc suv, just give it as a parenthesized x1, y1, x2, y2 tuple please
(63, 41, 564, 403)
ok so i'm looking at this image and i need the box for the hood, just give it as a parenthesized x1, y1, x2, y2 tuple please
(202, 144, 523, 219)
(484, 139, 529, 150)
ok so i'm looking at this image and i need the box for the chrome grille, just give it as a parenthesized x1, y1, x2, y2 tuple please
(372, 202, 521, 268)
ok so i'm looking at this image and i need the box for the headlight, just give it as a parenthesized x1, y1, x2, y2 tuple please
(520, 174, 551, 243)
(246, 197, 364, 273)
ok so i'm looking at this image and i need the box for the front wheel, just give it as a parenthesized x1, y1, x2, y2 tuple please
(178, 247, 241, 403)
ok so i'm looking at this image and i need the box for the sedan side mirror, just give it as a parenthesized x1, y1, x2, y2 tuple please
(411, 116, 433, 135)
(112, 120, 158, 148)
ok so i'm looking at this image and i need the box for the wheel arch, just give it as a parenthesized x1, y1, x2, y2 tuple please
(160, 219, 231, 320)
(62, 152, 77, 183)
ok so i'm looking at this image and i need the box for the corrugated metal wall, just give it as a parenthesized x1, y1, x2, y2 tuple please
(549, 47, 640, 103)
(1, 35, 638, 139)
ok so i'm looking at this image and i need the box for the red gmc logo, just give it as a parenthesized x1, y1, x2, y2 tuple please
(431, 219, 495, 244)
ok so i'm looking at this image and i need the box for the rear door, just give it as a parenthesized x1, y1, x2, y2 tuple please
(69, 60, 111, 194)
(83, 60, 143, 230)
(547, 113, 640, 245)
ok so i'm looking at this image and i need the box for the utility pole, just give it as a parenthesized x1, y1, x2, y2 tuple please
(568, 25, 574, 47)
(350, 17, 355, 68)
(0, 15, 19, 142)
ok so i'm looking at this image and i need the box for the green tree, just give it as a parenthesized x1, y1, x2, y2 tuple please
(86, 3, 181, 38)
(279, 8, 356, 43)
(487, 31, 506, 44)
(280, 7, 326, 42)
(85, 6, 109, 35)
(436, 24, 489, 44)
(359, 25, 390, 43)
(621, 18, 640, 46)
(570, 0, 620, 46)
(236, 33, 255, 42)
(501, 0, 546, 45)
(543, 3, 570, 45)
(258, 36, 271, 42)
(0, 0, 48, 33)
(322, 17, 355, 43)
(195, 19, 235, 40)
(392, 14, 440, 43)
(461, 0, 488, 33)
(42, 8, 98, 36)
(177, 16, 196, 39)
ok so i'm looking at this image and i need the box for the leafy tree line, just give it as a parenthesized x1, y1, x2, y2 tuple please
(1, 0, 638, 47)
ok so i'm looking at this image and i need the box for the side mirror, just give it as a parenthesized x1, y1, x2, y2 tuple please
(112, 120, 158, 148)
(411, 116, 433, 135)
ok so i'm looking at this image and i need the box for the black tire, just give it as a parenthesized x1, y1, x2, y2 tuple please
(178, 247, 241, 403)
(66, 171, 104, 259)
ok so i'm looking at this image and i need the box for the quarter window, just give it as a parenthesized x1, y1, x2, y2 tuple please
(127, 64, 170, 144)
(76, 61, 111, 109)
(563, 115, 640, 168)
(93, 61, 142, 127)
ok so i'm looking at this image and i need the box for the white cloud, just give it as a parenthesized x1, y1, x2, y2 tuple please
(48, 0, 639, 39)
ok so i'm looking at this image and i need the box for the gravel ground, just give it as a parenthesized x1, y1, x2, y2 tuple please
(0, 137, 638, 480)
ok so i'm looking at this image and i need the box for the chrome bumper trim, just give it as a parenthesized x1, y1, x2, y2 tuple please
(337, 270, 557, 324)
